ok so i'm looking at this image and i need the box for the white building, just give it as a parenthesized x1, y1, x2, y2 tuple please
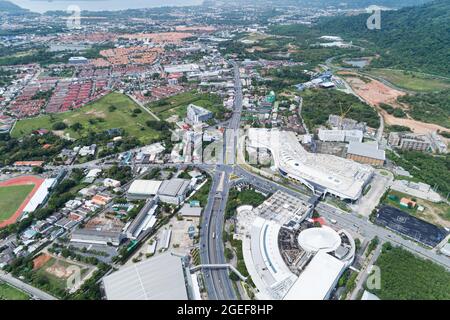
(103, 178, 121, 188)
(318, 129, 363, 143)
(186, 104, 213, 125)
(164, 63, 200, 74)
(247, 128, 373, 200)
(157, 178, 191, 205)
(127, 180, 162, 198)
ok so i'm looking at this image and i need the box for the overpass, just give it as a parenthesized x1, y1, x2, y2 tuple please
(191, 264, 248, 281)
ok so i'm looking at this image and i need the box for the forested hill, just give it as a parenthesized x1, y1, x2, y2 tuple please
(315, 0, 450, 76)
(0, 1, 27, 13)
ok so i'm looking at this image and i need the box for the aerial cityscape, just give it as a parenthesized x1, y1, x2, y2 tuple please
(0, 0, 449, 304)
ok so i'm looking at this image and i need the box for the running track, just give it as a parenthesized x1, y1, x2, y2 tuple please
(0, 176, 44, 228)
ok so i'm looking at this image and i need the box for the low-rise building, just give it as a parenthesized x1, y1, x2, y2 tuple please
(346, 142, 385, 166)
(127, 180, 162, 198)
(179, 203, 202, 217)
(71, 228, 124, 246)
(103, 178, 121, 188)
(186, 104, 213, 125)
(388, 132, 431, 152)
(157, 178, 191, 205)
(318, 129, 363, 143)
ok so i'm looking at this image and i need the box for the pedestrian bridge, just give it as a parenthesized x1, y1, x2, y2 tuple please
(190, 264, 248, 281)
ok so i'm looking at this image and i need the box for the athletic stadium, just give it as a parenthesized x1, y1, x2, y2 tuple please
(0, 176, 56, 228)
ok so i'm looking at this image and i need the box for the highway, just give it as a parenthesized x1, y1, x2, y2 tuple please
(0, 270, 58, 300)
(200, 61, 244, 300)
(200, 168, 236, 300)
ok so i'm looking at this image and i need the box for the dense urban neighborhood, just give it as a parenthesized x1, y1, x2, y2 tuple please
(0, 0, 449, 303)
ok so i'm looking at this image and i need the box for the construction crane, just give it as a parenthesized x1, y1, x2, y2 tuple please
(338, 102, 353, 129)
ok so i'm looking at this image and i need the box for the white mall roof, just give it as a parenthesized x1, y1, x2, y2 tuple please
(128, 180, 162, 196)
(103, 252, 188, 300)
(284, 250, 346, 300)
(248, 128, 373, 200)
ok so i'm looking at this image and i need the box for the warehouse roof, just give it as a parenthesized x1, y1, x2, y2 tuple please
(128, 180, 162, 196)
(179, 204, 202, 217)
(103, 252, 188, 300)
(347, 142, 386, 161)
(158, 178, 190, 197)
(71, 228, 123, 243)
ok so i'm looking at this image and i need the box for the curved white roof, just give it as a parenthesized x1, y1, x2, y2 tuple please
(247, 128, 374, 200)
(236, 205, 254, 214)
(297, 226, 341, 253)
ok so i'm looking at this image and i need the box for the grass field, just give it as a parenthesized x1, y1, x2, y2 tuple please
(0, 184, 35, 221)
(0, 282, 29, 300)
(372, 245, 450, 299)
(12, 92, 161, 143)
(148, 91, 226, 121)
(366, 69, 450, 92)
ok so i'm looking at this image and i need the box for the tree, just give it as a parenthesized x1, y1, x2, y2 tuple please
(52, 122, 67, 130)
(32, 166, 44, 174)
(70, 122, 83, 132)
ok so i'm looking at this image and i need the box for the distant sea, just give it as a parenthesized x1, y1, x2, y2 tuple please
(10, 0, 203, 13)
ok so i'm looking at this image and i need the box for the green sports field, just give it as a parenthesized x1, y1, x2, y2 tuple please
(0, 184, 35, 221)
(0, 282, 30, 300)
(11, 92, 161, 143)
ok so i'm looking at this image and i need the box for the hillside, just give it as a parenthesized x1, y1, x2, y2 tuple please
(0, 1, 27, 13)
(316, 0, 450, 76)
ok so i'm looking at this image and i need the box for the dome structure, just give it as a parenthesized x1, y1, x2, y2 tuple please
(297, 226, 341, 253)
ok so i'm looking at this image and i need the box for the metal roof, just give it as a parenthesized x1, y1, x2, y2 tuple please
(128, 180, 162, 196)
(179, 204, 202, 217)
(158, 179, 190, 197)
(347, 142, 386, 161)
(103, 252, 188, 300)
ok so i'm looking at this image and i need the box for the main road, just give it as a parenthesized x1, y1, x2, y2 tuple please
(200, 168, 236, 300)
(200, 61, 244, 300)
